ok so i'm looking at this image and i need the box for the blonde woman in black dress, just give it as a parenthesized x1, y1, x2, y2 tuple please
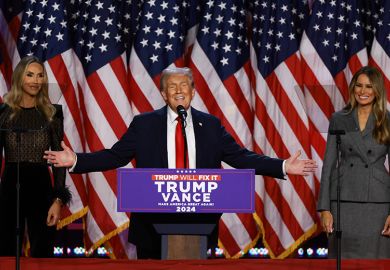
(0, 56, 71, 257)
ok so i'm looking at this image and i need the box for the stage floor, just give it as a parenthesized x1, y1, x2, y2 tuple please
(1, 257, 390, 270)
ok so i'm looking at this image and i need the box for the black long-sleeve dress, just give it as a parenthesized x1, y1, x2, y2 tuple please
(0, 104, 71, 257)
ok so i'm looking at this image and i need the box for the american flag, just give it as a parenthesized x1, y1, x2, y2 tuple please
(301, 0, 369, 125)
(188, 0, 259, 258)
(128, 0, 198, 114)
(1, 0, 389, 260)
(249, 0, 319, 258)
(369, 0, 390, 102)
(0, 0, 24, 97)
(66, 0, 136, 258)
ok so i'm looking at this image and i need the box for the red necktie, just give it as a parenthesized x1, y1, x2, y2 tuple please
(175, 117, 188, 168)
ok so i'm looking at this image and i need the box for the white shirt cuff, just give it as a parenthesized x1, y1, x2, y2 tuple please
(282, 160, 287, 176)
(68, 154, 77, 172)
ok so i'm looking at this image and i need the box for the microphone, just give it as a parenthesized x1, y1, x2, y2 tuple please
(176, 105, 187, 122)
(329, 130, 345, 135)
(176, 105, 188, 167)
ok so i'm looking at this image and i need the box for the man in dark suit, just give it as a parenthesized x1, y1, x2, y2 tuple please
(44, 67, 317, 259)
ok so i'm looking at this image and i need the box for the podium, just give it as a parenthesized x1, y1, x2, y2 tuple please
(117, 168, 255, 259)
(153, 223, 216, 259)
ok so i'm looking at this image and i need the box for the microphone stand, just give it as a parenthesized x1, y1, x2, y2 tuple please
(179, 118, 188, 168)
(0, 123, 48, 270)
(0, 127, 28, 270)
(16, 129, 24, 270)
(335, 132, 343, 270)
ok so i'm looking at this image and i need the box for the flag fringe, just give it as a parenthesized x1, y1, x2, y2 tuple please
(253, 213, 318, 259)
(218, 228, 261, 259)
(104, 241, 117, 259)
(56, 206, 89, 230)
(85, 221, 129, 256)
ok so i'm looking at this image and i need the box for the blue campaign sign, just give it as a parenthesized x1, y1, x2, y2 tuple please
(117, 168, 255, 213)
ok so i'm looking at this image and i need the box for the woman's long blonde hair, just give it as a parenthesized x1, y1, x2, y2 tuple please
(4, 55, 56, 121)
(344, 66, 390, 144)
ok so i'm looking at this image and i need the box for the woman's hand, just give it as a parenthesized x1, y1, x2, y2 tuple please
(320, 210, 334, 235)
(382, 215, 390, 236)
(46, 199, 62, 226)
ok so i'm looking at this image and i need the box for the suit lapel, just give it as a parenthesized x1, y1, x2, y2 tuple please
(347, 109, 370, 163)
(191, 107, 204, 168)
(361, 112, 374, 137)
(156, 106, 168, 167)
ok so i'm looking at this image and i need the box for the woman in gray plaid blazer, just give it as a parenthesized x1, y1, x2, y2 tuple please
(318, 66, 390, 258)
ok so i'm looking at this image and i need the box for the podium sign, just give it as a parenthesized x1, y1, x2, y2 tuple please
(117, 168, 255, 213)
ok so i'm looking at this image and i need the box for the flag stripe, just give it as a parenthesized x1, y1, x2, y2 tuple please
(128, 70, 154, 113)
(48, 54, 85, 144)
(189, 59, 243, 146)
(86, 73, 127, 138)
(223, 69, 254, 134)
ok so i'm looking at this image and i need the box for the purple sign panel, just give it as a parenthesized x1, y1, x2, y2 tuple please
(117, 168, 255, 213)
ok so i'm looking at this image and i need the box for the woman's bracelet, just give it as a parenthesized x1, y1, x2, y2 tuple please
(54, 197, 63, 206)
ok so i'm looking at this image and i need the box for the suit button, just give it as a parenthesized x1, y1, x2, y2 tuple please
(350, 163, 353, 167)
(365, 164, 368, 168)
(349, 148, 353, 152)
(367, 150, 372, 154)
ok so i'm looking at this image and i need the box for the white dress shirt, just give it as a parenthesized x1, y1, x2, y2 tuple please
(167, 106, 196, 169)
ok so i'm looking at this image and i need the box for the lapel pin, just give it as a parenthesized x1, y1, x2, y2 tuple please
(199, 122, 203, 126)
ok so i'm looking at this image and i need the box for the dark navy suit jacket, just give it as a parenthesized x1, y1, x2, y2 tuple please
(74, 106, 285, 248)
